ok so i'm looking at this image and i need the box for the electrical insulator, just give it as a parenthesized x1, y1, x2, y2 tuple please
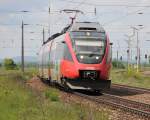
(127, 49, 129, 53)
(120, 56, 122, 61)
(145, 54, 147, 59)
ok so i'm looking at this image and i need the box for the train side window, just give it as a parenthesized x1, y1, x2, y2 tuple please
(107, 46, 112, 64)
(64, 44, 73, 61)
(55, 43, 65, 60)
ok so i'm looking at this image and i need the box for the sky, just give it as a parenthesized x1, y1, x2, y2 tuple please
(0, 0, 150, 62)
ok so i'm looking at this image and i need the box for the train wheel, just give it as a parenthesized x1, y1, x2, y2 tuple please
(46, 77, 51, 86)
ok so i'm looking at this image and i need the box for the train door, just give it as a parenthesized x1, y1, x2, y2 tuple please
(50, 41, 65, 83)
(50, 41, 57, 81)
(55, 42, 65, 83)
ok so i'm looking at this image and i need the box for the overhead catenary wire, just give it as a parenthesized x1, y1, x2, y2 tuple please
(102, 6, 150, 26)
(60, 0, 150, 8)
(48, 0, 87, 34)
(47, 0, 75, 35)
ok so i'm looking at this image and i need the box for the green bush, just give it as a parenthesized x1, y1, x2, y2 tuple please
(3, 58, 18, 70)
(112, 60, 125, 69)
(45, 89, 59, 102)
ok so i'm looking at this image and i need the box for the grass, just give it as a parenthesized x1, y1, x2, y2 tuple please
(0, 69, 40, 120)
(110, 67, 150, 89)
(45, 88, 59, 102)
(0, 68, 109, 120)
(0, 67, 38, 81)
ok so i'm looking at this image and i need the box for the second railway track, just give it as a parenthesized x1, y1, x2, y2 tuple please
(111, 84, 150, 94)
(74, 92, 150, 119)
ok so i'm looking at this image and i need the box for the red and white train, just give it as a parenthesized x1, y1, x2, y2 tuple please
(38, 22, 112, 91)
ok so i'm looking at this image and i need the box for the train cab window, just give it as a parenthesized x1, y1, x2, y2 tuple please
(70, 31, 106, 64)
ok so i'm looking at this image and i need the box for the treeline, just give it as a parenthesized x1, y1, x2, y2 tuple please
(112, 60, 126, 69)
(0, 58, 149, 70)
(112, 59, 150, 69)
(0, 58, 38, 70)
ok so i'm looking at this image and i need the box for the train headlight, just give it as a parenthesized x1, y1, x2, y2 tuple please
(96, 56, 99, 60)
(80, 55, 84, 59)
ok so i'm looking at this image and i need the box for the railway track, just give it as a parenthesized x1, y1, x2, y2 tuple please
(111, 84, 150, 94)
(74, 92, 150, 119)
(39, 77, 150, 118)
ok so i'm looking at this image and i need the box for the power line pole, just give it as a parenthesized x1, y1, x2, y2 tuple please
(124, 34, 132, 71)
(137, 31, 140, 72)
(116, 40, 121, 68)
(43, 28, 45, 44)
(21, 21, 24, 73)
(127, 49, 130, 71)
(131, 27, 140, 72)
(48, 0, 51, 37)
(117, 50, 119, 68)
(94, 7, 97, 16)
(131, 26, 144, 72)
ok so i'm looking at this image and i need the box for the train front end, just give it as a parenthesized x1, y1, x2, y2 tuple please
(61, 22, 111, 91)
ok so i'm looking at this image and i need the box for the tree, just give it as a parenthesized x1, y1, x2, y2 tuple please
(112, 59, 125, 69)
(4, 58, 17, 70)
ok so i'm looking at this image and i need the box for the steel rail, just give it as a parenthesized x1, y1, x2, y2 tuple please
(74, 92, 150, 118)
(111, 84, 150, 93)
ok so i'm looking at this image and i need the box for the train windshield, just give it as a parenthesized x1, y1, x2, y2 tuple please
(70, 31, 106, 64)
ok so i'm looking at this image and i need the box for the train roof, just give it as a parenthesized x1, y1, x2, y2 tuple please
(43, 21, 105, 45)
(70, 22, 105, 32)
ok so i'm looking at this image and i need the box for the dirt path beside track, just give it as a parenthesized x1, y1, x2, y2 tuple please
(26, 77, 48, 92)
(121, 93, 150, 105)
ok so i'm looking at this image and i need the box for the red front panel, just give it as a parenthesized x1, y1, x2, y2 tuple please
(60, 32, 111, 80)
(61, 60, 79, 79)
